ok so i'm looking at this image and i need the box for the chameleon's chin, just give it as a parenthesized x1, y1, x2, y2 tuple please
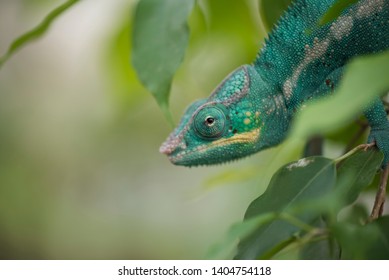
(167, 155, 191, 166)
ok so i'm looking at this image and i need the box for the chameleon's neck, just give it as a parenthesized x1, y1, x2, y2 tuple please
(245, 65, 292, 149)
(254, 0, 337, 90)
(256, 91, 292, 150)
(255, 0, 389, 110)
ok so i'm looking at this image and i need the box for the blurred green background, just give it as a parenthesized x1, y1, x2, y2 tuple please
(0, 0, 274, 259)
(1, 0, 384, 259)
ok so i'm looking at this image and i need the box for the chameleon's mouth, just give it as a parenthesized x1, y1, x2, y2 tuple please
(162, 128, 261, 166)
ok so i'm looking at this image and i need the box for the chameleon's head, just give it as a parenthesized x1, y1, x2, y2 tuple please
(160, 65, 280, 166)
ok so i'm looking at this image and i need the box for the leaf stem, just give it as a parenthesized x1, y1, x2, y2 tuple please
(272, 233, 329, 259)
(335, 143, 375, 164)
(259, 235, 298, 260)
(278, 213, 316, 232)
(260, 224, 330, 259)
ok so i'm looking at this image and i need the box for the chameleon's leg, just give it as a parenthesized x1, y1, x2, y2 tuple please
(364, 97, 389, 167)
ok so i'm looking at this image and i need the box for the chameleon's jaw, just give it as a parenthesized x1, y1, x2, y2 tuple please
(160, 128, 262, 166)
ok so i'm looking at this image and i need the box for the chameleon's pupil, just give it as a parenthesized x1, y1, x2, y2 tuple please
(205, 117, 215, 126)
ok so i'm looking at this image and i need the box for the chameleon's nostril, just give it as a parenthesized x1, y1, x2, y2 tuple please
(159, 144, 171, 155)
(159, 141, 174, 155)
(159, 134, 182, 155)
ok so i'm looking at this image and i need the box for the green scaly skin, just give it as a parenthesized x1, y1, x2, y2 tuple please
(160, 0, 389, 167)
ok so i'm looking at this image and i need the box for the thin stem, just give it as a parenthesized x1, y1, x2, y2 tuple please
(259, 236, 298, 260)
(335, 143, 375, 164)
(270, 232, 329, 259)
(278, 213, 317, 232)
(369, 166, 389, 221)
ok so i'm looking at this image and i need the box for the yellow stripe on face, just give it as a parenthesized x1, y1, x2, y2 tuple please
(209, 127, 261, 148)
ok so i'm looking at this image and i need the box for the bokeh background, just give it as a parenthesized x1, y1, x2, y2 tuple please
(0, 0, 279, 259)
(1, 0, 384, 259)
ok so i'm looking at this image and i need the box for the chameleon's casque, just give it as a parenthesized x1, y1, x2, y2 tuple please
(160, 0, 389, 167)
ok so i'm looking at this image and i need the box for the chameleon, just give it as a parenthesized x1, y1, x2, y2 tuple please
(159, 0, 389, 167)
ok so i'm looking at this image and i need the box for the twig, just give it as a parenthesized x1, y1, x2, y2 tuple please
(369, 166, 389, 221)
(335, 142, 375, 164)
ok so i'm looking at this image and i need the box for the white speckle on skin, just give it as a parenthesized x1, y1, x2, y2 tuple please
(356, 0, 384, 19)
(281, 0, 385, 101)
(283, 79, 293, 99)
(283, 39, 330, 100)
(331, 15, 354, 40)
(287, 158, 314, 170)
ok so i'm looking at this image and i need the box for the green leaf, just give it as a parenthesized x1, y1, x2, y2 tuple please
(291, 51, 389, 140)
(259, 0, 292, 31)
(334, 216, 389, 259)
(206, 213, 277, 259)
(235, 157, 336, 259)
(335, 149, 383, 208)
(132, 0, 194, 124)
(104, 11, 145, 111)
(0, 0, 80, 69)
(319, 0, 359, 26)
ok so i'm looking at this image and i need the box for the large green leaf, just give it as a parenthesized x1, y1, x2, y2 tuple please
(334, 216, 389, 259)
(335, 149, 383, 208)
(291, 51, 389, 140)
(259, 0, 292, 31)
(132, 0, 194, 123)
(235, 157, 336, 259)
(0, 0, 80, 69)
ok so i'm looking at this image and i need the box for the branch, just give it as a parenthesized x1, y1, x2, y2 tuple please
(369, 166, 389, 221)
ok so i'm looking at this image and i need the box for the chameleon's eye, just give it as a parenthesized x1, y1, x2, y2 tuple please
(193, 106, 227, 139)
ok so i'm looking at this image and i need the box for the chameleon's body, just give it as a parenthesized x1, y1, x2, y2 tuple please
(160, 0, 389, 166)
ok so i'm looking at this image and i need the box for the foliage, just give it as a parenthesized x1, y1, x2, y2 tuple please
(1, 0, 389, 260)
(132, 0, 194, 125)
(0, 0, 80, 69)
(208, 148, 385, 259)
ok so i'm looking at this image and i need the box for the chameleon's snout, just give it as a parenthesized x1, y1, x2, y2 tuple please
(159, 143, 173, 155)
(159, 133, 184, 156)
(159, 139, 174, 155)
